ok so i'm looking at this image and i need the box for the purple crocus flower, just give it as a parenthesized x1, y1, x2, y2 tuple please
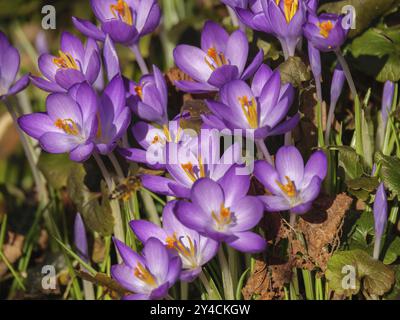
(236, 0, 273, 34)
(141, 135, 242, 198)
(204, 64, 298, 139)
(261, 0, 308, 58)
(373, 183, 388, 259)
(74, 213, 89, 262)
(31, 32, 100, 93)
(130, 201, 219, 282)
(127, 64, 168, 125)
(173, 21, 263, 93)
(112, 237, 182, 300)
(73, 0, 161, 46)
(0, 31, 30, 99)
(120, 120, 193, 169)
(254, 146, 327, 214)
(330, 65, 345, 107)
(175, 168, 266, 253)
(304, 13, 348, 52)
(93, 75, 131, 155)
(382, 81, 395, 126)
(18, 82, 98, 162)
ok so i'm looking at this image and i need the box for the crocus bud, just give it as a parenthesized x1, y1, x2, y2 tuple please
(308, 42, 321, 80)
(330, 65, 345, 107)
(74, 213, 89, 262)
(382, 81, 395, 126)
(373, 183, 388, 259)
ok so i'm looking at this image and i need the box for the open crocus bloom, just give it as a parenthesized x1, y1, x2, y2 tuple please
(304, 13, 348, 52)
(175, 167, 266, 253)
(120, 120, 194, 169)
(18, 82, 98, 162)
(141, 133, 242, 198)
(127, 65, 168, 125)
(236, 0, 273, 33)
(31, 32, 100, 93)
(112, 237, 181, 300)
(254, 146, 327, 214)
(0, 32, 30, 99)
(204, 64, 298, 139)
(173, 21, 263, 93)
(130, 201, 219, 282)
(261, 0, 307, 57)
(73, 0, 161, 46)
(93, 75, 131, 155)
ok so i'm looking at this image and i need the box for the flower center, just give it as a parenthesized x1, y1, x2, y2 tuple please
(54, 118, 79, 136)
(166, 233, 197, 267)
(181, 158, 206, 182)
(53, 51, 79, 70)
(211, 204, 232, 229)
(204, 47, 228, 71)
(319, 20, 334, 38)
(238, 96, 258, 129)
(110, 0, 133, 25)
(135, 85, 143, 100)
(134, 262, 157, 287)
(276, 176, 297, 198)
(276, 0, 298, 23)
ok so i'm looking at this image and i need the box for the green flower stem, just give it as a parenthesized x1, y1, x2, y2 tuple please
(315, 78, 325, 148)
(140, 189, 161, 226)
(373, 236, 381, 260)
(218, 246, 235, 300)
(256, 139, 273, 164)
(93, 153, 125, 255)
(108, 153, 125, 179)
(301, 269, 315, 300)
(226, 6, 245, 32)
(335, 50, 363, 158)
(180, 281, 188, 300)
(131, 44, 149, 75)
(199, 271, 213, 299)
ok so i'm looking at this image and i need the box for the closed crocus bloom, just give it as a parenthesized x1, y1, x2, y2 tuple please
(18, 82, 98, 162)
(141, 134, 242, 198)
(120, 120, 193, 169)
(304, 13, 348, 52)
(130, 201, 219, 282)
(127, 65, 168, 125)
(373, 183, 388, 259)
(308, 42, 321, 82)
(204, 65, 298, 139)
(382, 81, 395, 126)
(74, 213, 89, 262)
(236, 0, 273, 33)
(175, 168, 266, 253)
(261, 0, 307, 58)
(0, 31, 30, 99)
(112, 237, 182, 300)
(254, 146, 327, 214)
(31, 32, 100, 93)
(173, 21, 263, 93)
(93, 75, 131, 155)
(73, 0, 161, 46)
(330, 65, 345, 107)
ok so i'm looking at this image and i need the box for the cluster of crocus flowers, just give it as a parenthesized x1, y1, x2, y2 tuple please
(0, 31, 30, 99)
(173, 21, 263, 93)
(73, 0, 161, 46)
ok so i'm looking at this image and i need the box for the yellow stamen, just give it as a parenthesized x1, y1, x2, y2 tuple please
(181, 162, 197, 182)
(165, 234, 196, 263)
(110, 0, 133, 25)
(211, 204, 232, 227)
(283, 0, 298, 24)
(319, 20, 334, 38)
(134, 262, 156, 286)
(55, 118, 79, 136)
(204, 47, 228, 71)
(276, 176, 297, 198)
(152, 135, 161, 144)
(163, 125, 172, 142)
(238, 96, 258, 129)
(135, 85, 143, 100)
(53, 51, 79, 70)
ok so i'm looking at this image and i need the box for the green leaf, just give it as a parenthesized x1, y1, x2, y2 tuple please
(37, 153, 80, 189)
(326, 249, 395, 296)
(350, 26, 400, 82)
(383, 237, 400, 265)
(319, 0, 398, 38)
(384, 265, 400, 300)
(332, 146, 364, 180)
(349, 210, 375, 252)
(347, 176, 379, 201)
(67, 166, 114, 236)
(375, 152, 400, 197)
(278, 56, 310, 87)
(236, 268, 250, 300)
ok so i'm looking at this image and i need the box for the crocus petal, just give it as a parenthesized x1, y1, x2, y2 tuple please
(291, 201, 313, 214)
(38, 54, 58, 81)
(7, 74, 30, 96)
(18, 113, 56, 139)
(180, 268, 202, 282)
(251, 64, 273, 97)
(39, 132, 79, 153)
(241, 49, 264, 80)
(302, 150, 328, 188)
(174, 80, 216, 93)
(60, 32, 85, 63)
(218, 165, 250, 207)
(30, 75, 65, 93)
(191, 178, 225, 214)
(227, 231, 267, 253)
(74, 213, 88, 261)
(104, 35, 120, 81)
(123, 293, 150, 300)
(254, 160, 283, 195)
(143, 238, 169, 282)
(230, 196, 264, 232)
(175, 201, 210, 234)
(207, 65, 239, 88)
(102, 20, 138, 45)
(299, 176, 322, 204)
(225, 30, 248, 75)
(0, 45, 19, 89)
(141, 175, 176, 196)
(165, 257, 182, 287)
(130, 220, 167, 244)
(266, 113, 300, 137)
(69, 142, 94, 162)
(199, 238, 219, 265)
(259, 195, 291, 212)
(111, 264, 148, 294)
(201, 21, 229, 53)
(149, 282, 170, 300)
(72, 17, 106, 42)
(275, 146, 304, 188)
(55, 69, 86, 90)
(259, 71, 281, 124)
(374, 183, 388, 239)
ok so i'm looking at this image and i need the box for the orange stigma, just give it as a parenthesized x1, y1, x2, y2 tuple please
(276, 176, 297, 198)
(319, 20, 334, 38)
(212, 204, 232, 228)
(181, 158, 205, 182)
(55, 118, 79, 136)
(276, 0, 298, 23)
(205, 47, 228, 71)
(134, 262, 156, 287)
(53, 51, 79, 70)
(135, 85, 143, 100)
(110, 0, 133, 25)
(238, 96, 258, 129)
